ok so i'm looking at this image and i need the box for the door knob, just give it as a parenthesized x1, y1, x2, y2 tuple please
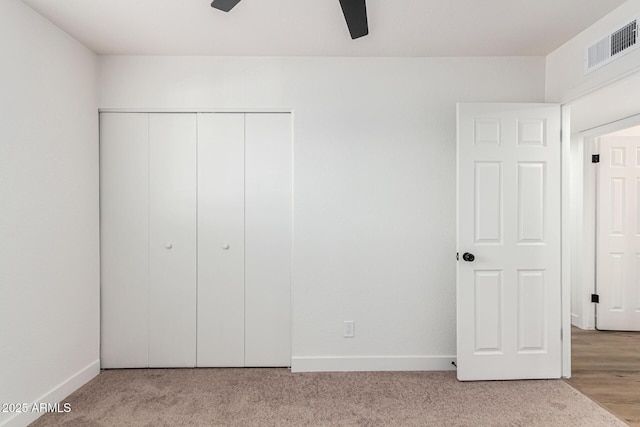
(462, 252, 475, 262)
(165, 243, 173, 249)
(222, 244, 230, 250)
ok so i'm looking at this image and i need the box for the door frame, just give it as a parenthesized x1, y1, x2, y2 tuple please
(561, 105, 572, 378)
(568, 113, 640, 332)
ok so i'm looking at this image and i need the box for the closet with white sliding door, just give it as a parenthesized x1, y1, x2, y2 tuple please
(100, 112, 291, 369)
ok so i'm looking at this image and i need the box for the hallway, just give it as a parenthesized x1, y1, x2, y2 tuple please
(566, 327, 640, 426)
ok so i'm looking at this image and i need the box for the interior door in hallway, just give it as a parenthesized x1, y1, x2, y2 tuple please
(597, 135, 640, 331)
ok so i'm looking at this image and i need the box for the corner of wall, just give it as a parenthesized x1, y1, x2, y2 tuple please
(1, 362, 100, 427)
(545, 0, 640, 103)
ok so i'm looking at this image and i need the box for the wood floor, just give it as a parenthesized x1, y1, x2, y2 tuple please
(566, 327, 640, 426)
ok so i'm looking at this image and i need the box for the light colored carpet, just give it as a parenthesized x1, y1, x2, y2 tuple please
(30, 369, 625, 426)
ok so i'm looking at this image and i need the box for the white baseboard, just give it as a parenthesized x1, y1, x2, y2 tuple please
(571, 312, 584, 329)
(571, 313, 596, 330)
(291, 356, 456, 373)
(1, 360, 100, 427)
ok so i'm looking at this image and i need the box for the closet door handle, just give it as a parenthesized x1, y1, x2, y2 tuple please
(165, 243, 173, 249)
(222, 244, 230, 250)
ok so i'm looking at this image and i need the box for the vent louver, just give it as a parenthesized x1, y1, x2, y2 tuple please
(611, 20, 637, 55)
(585, 18, 638, 74)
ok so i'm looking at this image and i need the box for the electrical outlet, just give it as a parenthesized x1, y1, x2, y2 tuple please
(343, 320, 355, 338)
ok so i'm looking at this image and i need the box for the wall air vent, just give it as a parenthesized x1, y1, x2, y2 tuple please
(585, 18, 638, 74)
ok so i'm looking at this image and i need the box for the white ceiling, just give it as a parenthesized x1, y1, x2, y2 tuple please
(20, 0, 627, 56)
(609, 125, 640, 136)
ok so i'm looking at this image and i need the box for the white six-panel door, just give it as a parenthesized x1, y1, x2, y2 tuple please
(597, 135, 640, 331)
(457, 103, 562, 380)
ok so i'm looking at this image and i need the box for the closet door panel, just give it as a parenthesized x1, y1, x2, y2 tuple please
(100, 113, 149, 368)
(197, 113, 245, 367)
(148, 113, 197, 367)
(244, 113, 292, 367)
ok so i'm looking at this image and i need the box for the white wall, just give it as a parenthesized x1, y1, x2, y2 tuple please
(100, 55, 545, 371)
(0, 1, 99, 425)
(546, 0, 640, 103)
(568, 71, 640, 133)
